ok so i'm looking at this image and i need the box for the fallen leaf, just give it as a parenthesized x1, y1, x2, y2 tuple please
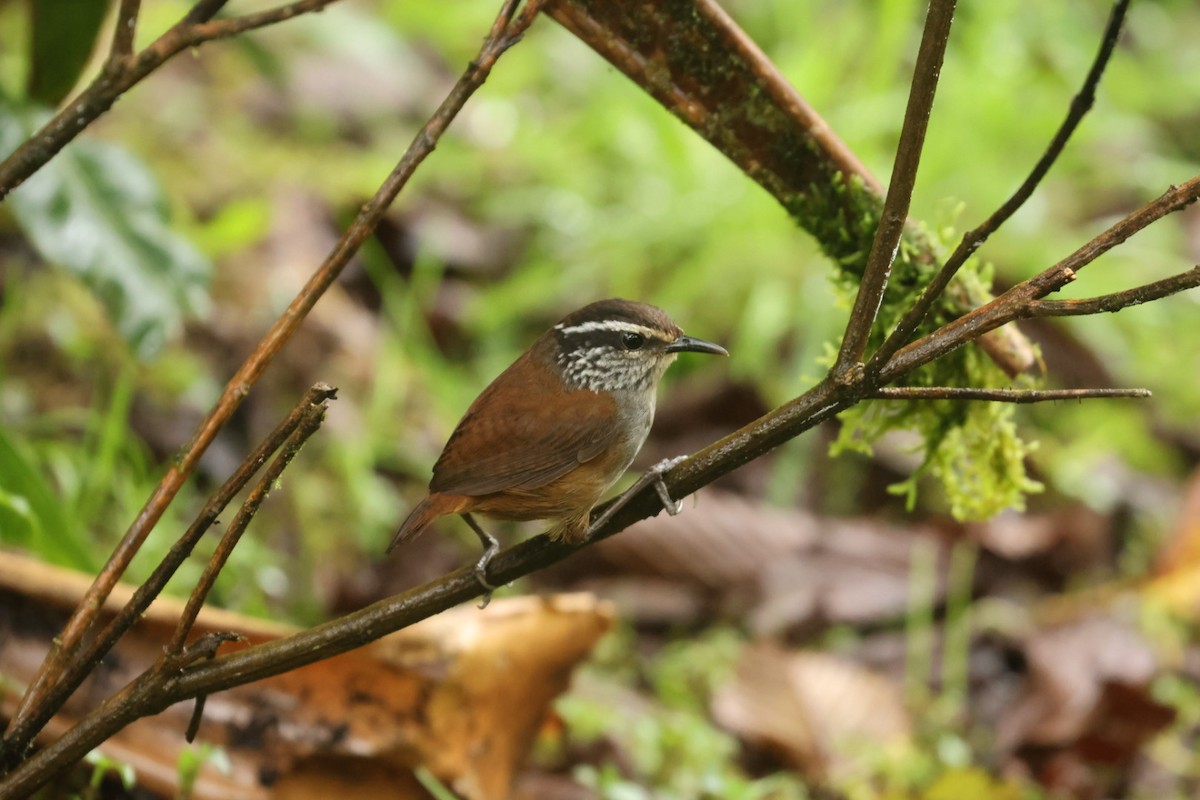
(0, 552, 613, 800)
(711, 641, 911, 782)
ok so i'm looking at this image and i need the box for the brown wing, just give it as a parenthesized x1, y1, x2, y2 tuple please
(430, 353, 620, 496)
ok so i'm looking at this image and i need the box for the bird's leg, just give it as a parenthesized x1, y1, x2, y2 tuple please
(589, 456, 689, 534)
(462, 513, 498, 608)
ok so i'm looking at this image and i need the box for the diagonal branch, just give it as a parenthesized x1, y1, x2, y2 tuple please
(835, 0, 957, 373)
(167, 397, 331, 655)
(880, 175, 1200, 383)
(0, 384, 336, 768)
(0, 0, 341, 199)
(0, 0, 544, 779)
(869, 0, 1132, 371)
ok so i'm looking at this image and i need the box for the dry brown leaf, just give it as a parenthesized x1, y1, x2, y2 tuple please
(711, 641, 911, 782)
(595, 489, 818, 589)
(590, 488, 946, 633)
(970, 506, 1110, 565)
(0, 552, 612, 800)
(998, 614, 1163, 754)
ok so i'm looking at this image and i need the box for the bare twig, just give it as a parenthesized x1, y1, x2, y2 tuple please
(880, 176, 1200, 383)
(0, 2, 544, 793)
(544, 0, 1035, 376)
(0, 0, 341, 199)
(0, 384, 336, 768)
(108, 0, 141, 61)
(870, 0, 1132, 371)
(182, 0, 230, 26)
(168, 398, 330, 654)
(834, 0, 957, 373)
(5, 216, 1198, 795)
(870, 386, 1151, 403)
(1025, 266, 1200, 317)
(184, 0, 336, 40)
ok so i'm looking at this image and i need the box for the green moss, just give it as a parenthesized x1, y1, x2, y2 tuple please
(814, 201, 1043, 520)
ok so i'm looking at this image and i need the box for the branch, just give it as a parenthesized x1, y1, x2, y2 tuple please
(167, 398, 330, 654)
(881, 175, 1200, 383)
(835, 0, 957, 372)
(870, 0, 1132, 370)
(0, 0, 341, 199)
(0, 385, 336, 769)
(1025, 266, 1200, 318)
(870, 387, 1151, 403)
(1, 0, 542, 779)
(543, 0, 1036, 377)
(4, 222, 1197, 796)
(108, 0, 141, 61)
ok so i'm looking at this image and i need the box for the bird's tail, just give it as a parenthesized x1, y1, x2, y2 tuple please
(387, 493, 466, 553)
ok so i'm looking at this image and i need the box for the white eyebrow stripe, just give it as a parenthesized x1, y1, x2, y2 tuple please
(554, 320, 663, 337)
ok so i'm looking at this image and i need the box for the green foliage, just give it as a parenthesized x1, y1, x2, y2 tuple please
(840, 391, 1046, 522)
(27, 0, 110, 107)
(0, 96, 211, 360)
(826, 216, 1043, 521)
(0, 425, 92, 569)
(77, 750, 135, 800)
(176, 743, 231, 800)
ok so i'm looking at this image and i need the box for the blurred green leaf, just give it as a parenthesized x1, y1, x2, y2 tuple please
(27, 0, 110, 106)
(0, 97, 211, 359)
(0, 426, 93, 569)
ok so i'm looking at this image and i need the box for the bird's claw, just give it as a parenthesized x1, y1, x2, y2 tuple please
(463, 513, 499, 608)
(589, 455, 690, 533)
(648, 456, 687, 515)
(473, 548, 497, 609)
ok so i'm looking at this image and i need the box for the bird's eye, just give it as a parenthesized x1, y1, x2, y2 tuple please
(622, 332, 646, 350)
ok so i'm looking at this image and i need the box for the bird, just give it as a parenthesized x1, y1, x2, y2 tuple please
(388, 298, 727, 596)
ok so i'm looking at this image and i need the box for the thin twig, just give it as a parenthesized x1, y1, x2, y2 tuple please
(835, 0, 957, 373)
(0, 2, 543, 792)
(880, 176, 1200, 384)
(870, 386, 1151, 403)
(0, 385, 337, 768)
(5, 222, 1199, 794)
(182, 0, 230, 26)
(869, 0, 1132, 370)
(1025, 266, 1200, 317)
(108, 0, 141, 61)
(168, 398, 330, 654)
(184, 0, 336, 41)
(0, 0, 341, 199)
(1, 0, 534, 756)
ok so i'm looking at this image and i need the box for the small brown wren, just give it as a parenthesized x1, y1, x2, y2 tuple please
(388, 298, 727, 592)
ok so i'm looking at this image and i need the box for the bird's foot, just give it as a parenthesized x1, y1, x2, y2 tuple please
(648, 456, 688, 515)
(589, 455, 689, 534)
(463, 513, 499, 608)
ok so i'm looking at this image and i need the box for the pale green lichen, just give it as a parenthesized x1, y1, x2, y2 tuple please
(822, 214, 1043, 521)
